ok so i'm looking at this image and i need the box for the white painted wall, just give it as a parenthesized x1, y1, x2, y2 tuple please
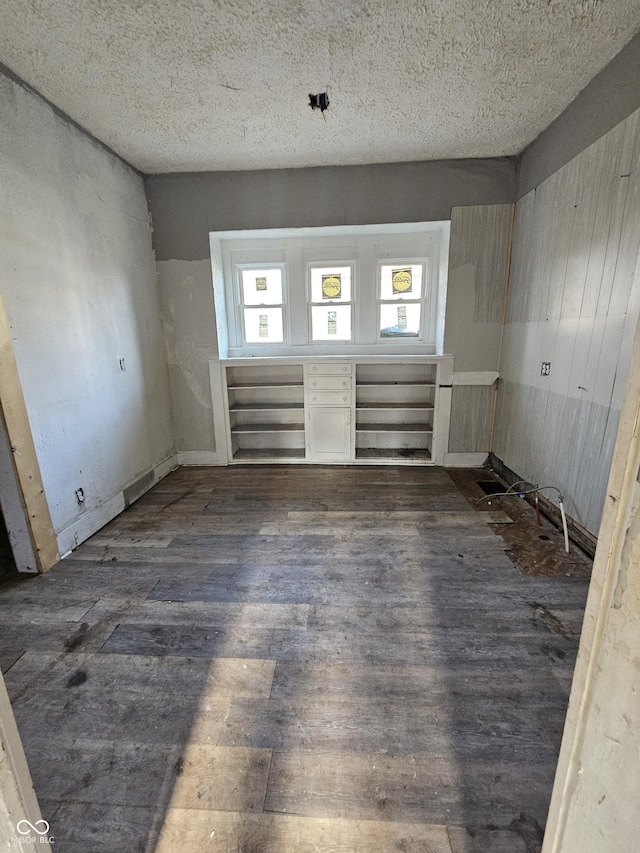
(156, 258, 219, 459)
(0, 72, 175, 555)
(494, 109, 640, 536)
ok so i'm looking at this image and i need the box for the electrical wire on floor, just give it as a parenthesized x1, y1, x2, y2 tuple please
(476, 484, 570, 553)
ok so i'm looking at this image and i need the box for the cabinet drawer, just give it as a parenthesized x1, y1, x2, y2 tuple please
(306, 391, 353, 405)
(308, 363, 352, 375)
(307, 376, 352, 390)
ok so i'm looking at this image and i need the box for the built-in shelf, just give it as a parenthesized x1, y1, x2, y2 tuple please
(354, 362, 435, 461)
(218, 356, 452, 466)
(355, 448, 432, 460)
(230, 402, 304, 411)
(231, 423, 304, 432)
(225, 363, 306, 460)
(356, 402, 434, 410)
(356, 381, 435, 387)
(232, 448, 306, 461)
(228, 382, 303, 389)
(356, 423, 433, 432)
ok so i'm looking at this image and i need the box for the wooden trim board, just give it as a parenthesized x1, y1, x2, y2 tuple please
(0, 292, 58, 572)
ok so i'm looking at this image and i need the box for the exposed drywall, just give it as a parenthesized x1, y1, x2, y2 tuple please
(519, 30, 640, 197)
(444, 204, 512, 455)
(0, 70, 175, 553)
(494, 108, 640, 537)
(156, 259, 219, 455)
(146, 159, 516, 262)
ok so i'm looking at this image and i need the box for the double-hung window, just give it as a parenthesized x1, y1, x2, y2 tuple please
(308, 264, 354, 342)
(378, 260, 427, 341)
(218, 227, 445, 356)
(238, 265, 285, 344)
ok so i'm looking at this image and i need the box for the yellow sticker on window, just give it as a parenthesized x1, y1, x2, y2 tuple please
(392, 268, 412, 294)
(322, 274, 342, 299)
(256, 277, 267, 291)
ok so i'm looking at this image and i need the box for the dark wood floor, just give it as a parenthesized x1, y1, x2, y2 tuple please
(0, 466, 589, 852)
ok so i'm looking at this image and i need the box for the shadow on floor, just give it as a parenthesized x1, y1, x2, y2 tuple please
(0, 466, 591, 852)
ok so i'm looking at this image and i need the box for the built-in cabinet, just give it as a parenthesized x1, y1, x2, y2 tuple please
(217, 356, 453, 465)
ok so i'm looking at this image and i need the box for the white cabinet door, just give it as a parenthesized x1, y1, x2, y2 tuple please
(307, 407, 352, 462)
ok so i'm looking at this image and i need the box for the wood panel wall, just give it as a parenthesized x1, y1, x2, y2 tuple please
(494, 109, 640, 536)
(445, 204, 512, 457)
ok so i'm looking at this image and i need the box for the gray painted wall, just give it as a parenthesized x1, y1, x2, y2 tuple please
(0, 71, 175, 552)
(146, 159, 516, 262)
(518, 29, 640, 197)
(494, 108, 640, 537)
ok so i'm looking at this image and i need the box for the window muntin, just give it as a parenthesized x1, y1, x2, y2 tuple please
(308, 264, 354, 342)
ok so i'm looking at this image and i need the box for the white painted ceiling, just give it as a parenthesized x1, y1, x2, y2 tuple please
(1, 1, 639, 173)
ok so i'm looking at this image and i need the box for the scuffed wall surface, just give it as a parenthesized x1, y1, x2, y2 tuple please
(0, 72, 174, 538)
(494, 109, 640, 536)
(156, 260, 218, 453)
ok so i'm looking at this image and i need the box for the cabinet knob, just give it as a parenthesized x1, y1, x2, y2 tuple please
(312, 381, 317, 386)
(313, 396, 317, 402)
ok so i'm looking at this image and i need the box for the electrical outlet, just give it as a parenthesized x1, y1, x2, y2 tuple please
(75, 488, 85, 504)
(541, 362, 551, 377)
(119, 357, 126, 371)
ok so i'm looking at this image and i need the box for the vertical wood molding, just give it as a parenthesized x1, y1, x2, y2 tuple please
(0, 293, 58, 571)
(0, 672, 48, 847)
(489, 201, 516, 452)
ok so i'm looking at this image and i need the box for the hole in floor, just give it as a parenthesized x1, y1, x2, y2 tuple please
(476, 480, 506, 496)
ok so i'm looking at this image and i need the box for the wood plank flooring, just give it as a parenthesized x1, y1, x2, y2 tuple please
(0, 466, 589, 852)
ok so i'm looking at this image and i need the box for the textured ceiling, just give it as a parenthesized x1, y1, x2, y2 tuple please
(1, 1, 639, 173)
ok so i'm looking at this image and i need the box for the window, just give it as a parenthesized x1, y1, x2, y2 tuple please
(308, 264, 354, 342)
(215, 224, 447, 357)
(238, 265, 285, 344)
(378, 261, 427, 341)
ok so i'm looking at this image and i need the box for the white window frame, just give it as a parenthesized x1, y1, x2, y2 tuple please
(306, 260, 356, 344)
(235, 261, 288, 349)
(376, 257, 434, 347)
(215, 224, 447, 358)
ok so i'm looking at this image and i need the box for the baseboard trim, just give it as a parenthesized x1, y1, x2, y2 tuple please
(488, 452, 597, 557)
(177, 451, 227, 466)
(444, 452, 489, 467)
(56, 453, 178, 557)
